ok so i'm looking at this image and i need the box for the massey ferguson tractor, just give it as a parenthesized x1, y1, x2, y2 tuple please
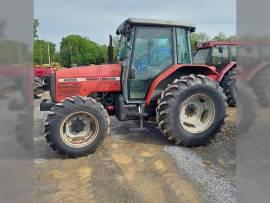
(40, 18, 227, 157)
(193, 41, 239, 106)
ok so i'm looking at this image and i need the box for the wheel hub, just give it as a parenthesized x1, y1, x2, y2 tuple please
(185, 104, 197, 117)
(60, 112, 99, 148)
(70, 119, 86, 133)
(179, 94, 215, 134)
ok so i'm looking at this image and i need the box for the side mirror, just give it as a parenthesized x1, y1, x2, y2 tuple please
(108, 35, 114, 63)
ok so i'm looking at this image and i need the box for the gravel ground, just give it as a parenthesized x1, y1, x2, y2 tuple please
(163, 109, 236, 203)
(164, 146, 236, 203)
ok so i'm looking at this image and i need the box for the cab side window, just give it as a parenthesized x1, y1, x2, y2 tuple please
(176, 28, 191, 64)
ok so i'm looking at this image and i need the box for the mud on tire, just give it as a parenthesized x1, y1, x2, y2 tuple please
(220, 68, 237, 107)
(157, 74, 227, 146)
(44, 96, 110, 157)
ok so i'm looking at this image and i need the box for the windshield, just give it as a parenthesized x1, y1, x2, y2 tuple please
(193, 48, 210, 64)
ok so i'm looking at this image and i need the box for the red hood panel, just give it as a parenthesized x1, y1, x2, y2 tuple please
(55, 64, 122, 102)
(56, 64, 121, 78)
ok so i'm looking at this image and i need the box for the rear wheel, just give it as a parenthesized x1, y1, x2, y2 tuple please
(157, 74, 227, 146)
(44, 96, 110, 157)
(220, 68, 237, 107)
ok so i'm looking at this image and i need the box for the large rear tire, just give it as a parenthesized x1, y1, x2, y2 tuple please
(157, 74, 227, 146)
(220, 68, 237, 107)
(44, 96, 110, 157)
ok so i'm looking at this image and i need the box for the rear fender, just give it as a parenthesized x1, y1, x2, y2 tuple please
(217, 62, 237, 83)
(145, 64, 219, 104)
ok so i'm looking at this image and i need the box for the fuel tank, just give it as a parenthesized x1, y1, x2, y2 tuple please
(54, 64, 122, 102)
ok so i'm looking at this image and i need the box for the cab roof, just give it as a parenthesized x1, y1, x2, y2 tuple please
(116, 18, 196, 34)
(197, 41, 240, 49)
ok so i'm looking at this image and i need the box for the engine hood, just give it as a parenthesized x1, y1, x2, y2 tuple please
(56, 64, 122, 78)
(54, 64, 122, 102)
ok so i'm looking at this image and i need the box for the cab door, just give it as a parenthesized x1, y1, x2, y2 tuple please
(127, 26, 174, 102)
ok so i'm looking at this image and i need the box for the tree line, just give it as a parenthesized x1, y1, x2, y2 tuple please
(34, 19, 108, 67)
(34, 19, 237, 67)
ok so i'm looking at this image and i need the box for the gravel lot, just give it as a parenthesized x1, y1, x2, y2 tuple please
(34, 93, 236, 203)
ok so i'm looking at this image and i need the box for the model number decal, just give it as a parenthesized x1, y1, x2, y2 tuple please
(60, 78, 78, 82)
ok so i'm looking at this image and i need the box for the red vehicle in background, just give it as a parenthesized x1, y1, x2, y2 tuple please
(193, 41, 239, 106)
(34, 64, 56, 88)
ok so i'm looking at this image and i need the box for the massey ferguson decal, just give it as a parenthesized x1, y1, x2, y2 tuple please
(58, 83, 81, 96)
(58, 77, 120, 82)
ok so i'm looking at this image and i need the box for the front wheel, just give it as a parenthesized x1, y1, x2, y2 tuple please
(157, 74, 227, 146)
(44, 96, 110, 157)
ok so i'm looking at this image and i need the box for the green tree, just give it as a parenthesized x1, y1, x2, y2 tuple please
(34, 39, 56, 65)
(96, 44, 108, 64)
(54, 52, 61, 63)
(112, 35, 120, 60)
(226, 35, 238, 41)
(33, 19, 39, 39)
(190, 32, 210, 51)
(212, 32, 227, 41)
(60, 35, 107, 67)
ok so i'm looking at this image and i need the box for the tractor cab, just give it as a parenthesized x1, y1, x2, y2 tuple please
(193, 41, 238, 72)
(115, 18, 195, 103)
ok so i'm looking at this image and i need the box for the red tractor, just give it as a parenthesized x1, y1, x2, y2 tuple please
(40, 18, 227, 157)
(34, 65, 56, 88)
(193, 41, 239, 106)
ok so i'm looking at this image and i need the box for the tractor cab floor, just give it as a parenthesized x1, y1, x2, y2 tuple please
(34, 92, 236, 203)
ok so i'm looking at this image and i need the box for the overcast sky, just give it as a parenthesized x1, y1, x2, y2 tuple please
(34, 0, 236, 50)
